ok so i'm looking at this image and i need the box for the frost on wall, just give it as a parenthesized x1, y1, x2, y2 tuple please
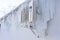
(0, 0, 55, 40)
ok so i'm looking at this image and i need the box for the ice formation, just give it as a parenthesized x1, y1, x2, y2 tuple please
(0, 0, 55, 40)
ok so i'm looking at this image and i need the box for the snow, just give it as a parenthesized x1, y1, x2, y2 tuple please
(47, 0, 60, 40)
(0, 0, 60, 40)
(0, 0, 26, 18)
(0, 27, 39, 40)
(0, 0, 39, 40)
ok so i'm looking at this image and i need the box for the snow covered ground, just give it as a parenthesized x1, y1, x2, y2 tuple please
(0, 27, 40, 40)
(47, 0, 60, 40)
(0, 0, 39, 40)
(0, 0, 60, 40)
